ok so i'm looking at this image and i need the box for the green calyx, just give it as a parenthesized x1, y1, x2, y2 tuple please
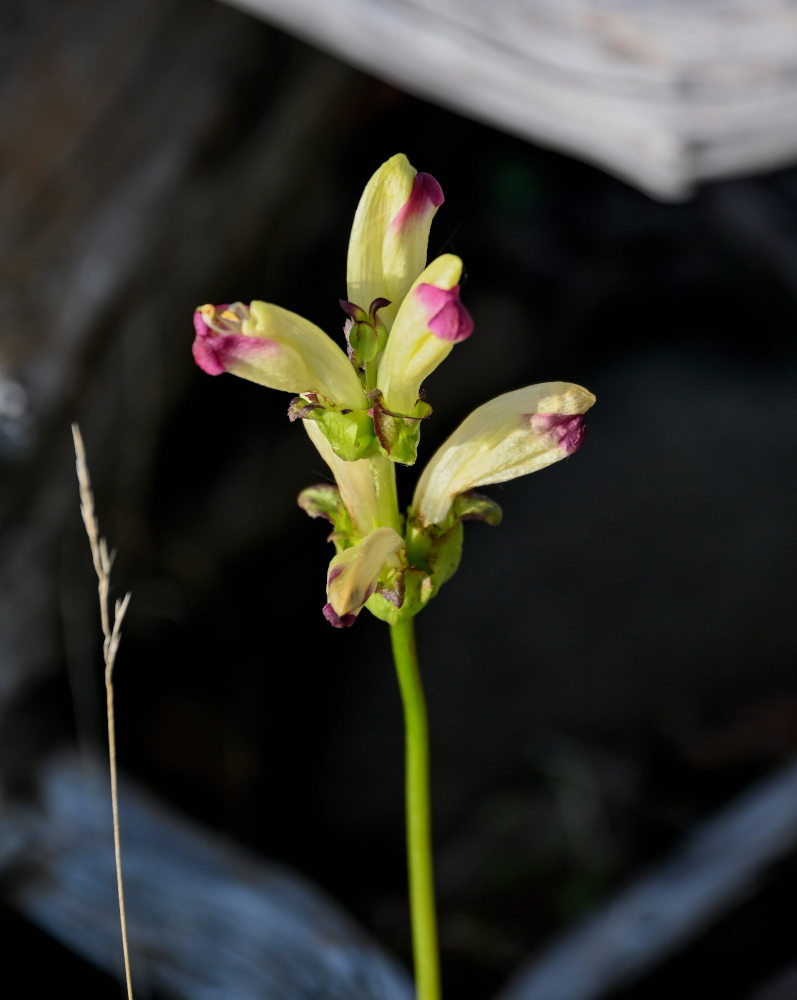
(290, 394, 379, 462)
(341, 297, 390, 374)
(370, 391, 432, 466)
(370, 491, 503, 624)
(349, 314, 388, 366)
(367, 516, 464, 625)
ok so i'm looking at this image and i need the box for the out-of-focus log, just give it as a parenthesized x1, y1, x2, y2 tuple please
(494, 755, 797, 1000)
(0, 752, 413, 1000)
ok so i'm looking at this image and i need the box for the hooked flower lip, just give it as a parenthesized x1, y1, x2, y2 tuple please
(411, 382, 596, 527)
(414, 283, 473, 343)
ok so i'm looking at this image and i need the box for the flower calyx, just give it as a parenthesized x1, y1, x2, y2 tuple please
(288, 392, 378, 462)
(411, 382, 596, 527)
(368, 389, 432, 466)
(366, 513, 464, 626)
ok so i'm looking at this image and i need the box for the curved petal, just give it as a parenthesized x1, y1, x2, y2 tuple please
(304, 420, 380, 536)
(193, 302, 366, 410)
(412, 382, 596, 526)
(323, 527, 404, 626)
(377, 254, 472, 415)
(347, 154, 444, 328)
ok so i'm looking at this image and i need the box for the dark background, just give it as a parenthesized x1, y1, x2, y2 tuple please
(2, 0, 797, 997)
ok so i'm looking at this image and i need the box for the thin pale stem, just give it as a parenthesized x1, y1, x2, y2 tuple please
(390, 617, 441, 1000)
(106, 593, 133, 1000)
(72, 425, 134, 1000)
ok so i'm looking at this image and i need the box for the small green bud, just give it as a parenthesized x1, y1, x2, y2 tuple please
(349, 317, 388, 364)
(341, 298, 390, 369)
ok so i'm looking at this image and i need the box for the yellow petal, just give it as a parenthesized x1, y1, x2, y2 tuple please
(412, 382, 596, 525)
(304, 420, 380, 535)
(243, 302, 366, 409)
(326, 527, 404, 619)
(377, 254, 472, 415)
(346, 154, 444, 328)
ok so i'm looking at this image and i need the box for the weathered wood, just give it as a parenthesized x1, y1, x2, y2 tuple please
(0, 751, 413, 1000)
(494, 756, 797, 1000)
(226, 0, 797, 198)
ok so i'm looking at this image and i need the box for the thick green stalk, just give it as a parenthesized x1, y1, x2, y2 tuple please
(390, 617, 442, 1000)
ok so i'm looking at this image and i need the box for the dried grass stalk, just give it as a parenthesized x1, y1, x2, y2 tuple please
(71, 423, 134, 1000)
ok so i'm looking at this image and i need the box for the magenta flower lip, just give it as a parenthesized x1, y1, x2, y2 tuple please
(192, 304, 279, 377)
(412, 383, 596, 527)
(414, 283, 473, 343)
(530, 412, 588, 455)
(322, 602, 357, 628)
(192, 308, 226, 375)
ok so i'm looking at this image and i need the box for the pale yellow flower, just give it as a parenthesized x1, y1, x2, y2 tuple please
(412, 382, 596, 526)
(324, 527, 404, 627)
(193, 301, 367, 410)
(346, 153, 444, 330)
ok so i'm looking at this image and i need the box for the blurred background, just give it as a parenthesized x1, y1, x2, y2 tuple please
(2, 1, 797, 998)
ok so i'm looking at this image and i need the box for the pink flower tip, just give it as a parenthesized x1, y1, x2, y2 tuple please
(416, 171, 444, 209)
(391, 171, 444, 233)
(414, 283, 473, 342)
(322, 602, 358, 628)
(192, 302, 253, 376)
(192, 305, 226, 375)
(530, 412, 587, 455)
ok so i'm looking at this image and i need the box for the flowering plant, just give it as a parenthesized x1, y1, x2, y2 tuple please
(193, 154, 594, 1000)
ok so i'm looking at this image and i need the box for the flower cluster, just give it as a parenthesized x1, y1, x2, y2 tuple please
(193, 155, 595, 626)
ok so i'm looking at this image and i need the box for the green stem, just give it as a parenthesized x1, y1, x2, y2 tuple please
(364, 357, 379, 391)
(371, 453, 401, 533)
(390, 618, 442, 1000)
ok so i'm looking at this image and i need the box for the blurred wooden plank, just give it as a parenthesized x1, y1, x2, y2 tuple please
(0, 752, 413, 1000)
(225, 0, 797, 198)
(494, 756, 797, 1000)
